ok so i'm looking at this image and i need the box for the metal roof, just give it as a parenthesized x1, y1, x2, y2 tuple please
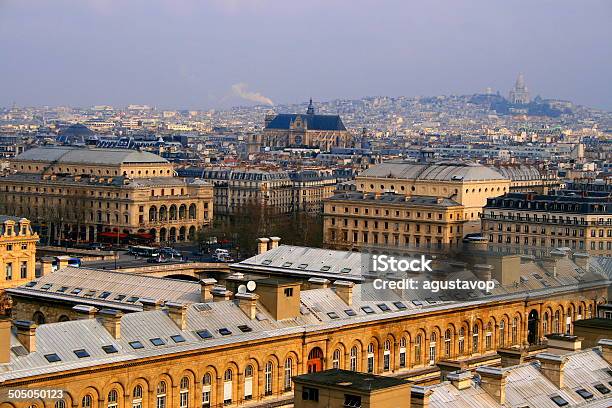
(14, 146, 169, 165)
(358, 162, 507, 182)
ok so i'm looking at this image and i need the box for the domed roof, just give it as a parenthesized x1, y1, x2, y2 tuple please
(359, 161, 508, 182)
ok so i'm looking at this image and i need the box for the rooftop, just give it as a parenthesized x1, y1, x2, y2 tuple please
(358, 161, 508, 182)
(293, 369, 409, 392)
(14, 146, 169, 166)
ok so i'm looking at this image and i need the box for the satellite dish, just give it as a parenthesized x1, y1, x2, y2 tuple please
(237, 285, 247, 294)
(246, 281, 257, 292)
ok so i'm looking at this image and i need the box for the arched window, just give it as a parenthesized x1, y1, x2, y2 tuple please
(265, 362, 273, 395)
(55, 401, 66, 408)
(82, 395, 93, 408)
(399, 337, 407, 368)
(472, 324, 479, 353)
(284, 358, 293, 391)
(202, 373, 212, 407)
(180, 377, 189, 408)
(429, 332, 437, 365)
(499, 320, 506, 347)
(132, 385, 143, 408)
(554, 311, 560, 333)
(588, 304, 593, 319)
(444, 329, 452, 357)
(512, 317, 518, 344)
(332, 349, 341, 369)
(350, 346, 358, 371)
(244, 365, 254, 400)
(223, 369, 233, 404)
(367, 343, 375, 373)
(415, 334, 422, 364)
(157, 381, 167, 408)
(107, 390, 118, 408)
(486, 322, 493, 350)
(458, 328, 465, 355)
(543, 312, 549, 334)
(383, 340, 391, 371)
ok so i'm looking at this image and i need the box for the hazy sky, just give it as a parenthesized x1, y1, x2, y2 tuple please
(1, 0, 611, 110)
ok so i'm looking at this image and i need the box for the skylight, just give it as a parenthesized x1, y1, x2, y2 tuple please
(261, 260, 272, 265)
(345, 309, 356, 316)
(170, 335, 186, 343)
(57, 286, 68, 293)
(44, 353, 61, 363)
(393, 301, 407, 310)
(340, 268, 351, 273)
(196, 329, 213, 339)
(238, 325, 252, 333)
(114, 294, 126, 301)
(150, 338, 166, 346)
(99, 291, 111, 299)
(71, 288, 82, 295)
(73, 349, 90, 358)
(377, 303, 391, 312)
(25, 282, 36, 288)
(594, 384, 610, 394)
(320, 266, 331, 271)
(327, 312, 339, 319)
(40, 283, 52, 290)
(219, 328, 232, 336)
(361, 306, 375, 314)
(550, 395, 569, 407)
(102, 345, 118, 354)
(126, 296, 139, 303)
(282, 262, 292, 267)
(298, 263, 308, 269)
(129, 341, 144, 349)
(576, 389, 593, 400)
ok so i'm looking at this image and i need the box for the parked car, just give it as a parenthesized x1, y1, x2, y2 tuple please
(147, 256, 168, 263)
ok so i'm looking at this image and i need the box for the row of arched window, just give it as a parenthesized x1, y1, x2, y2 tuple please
(149, 204, 198, 222)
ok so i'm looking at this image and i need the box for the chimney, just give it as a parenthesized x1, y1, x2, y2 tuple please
(139, 298, 164, 311)
(72, 304, 98, 319)
(572, 252, 589, 270)
(545, 333, 582, 355)
(40, 257, 55, 276)
(598, 339, 612, 364)
(56, 256, 70, 270)
(98, 308, 122, 339)
(14, 320, 37, 353)
(473, 264, 493, 281)
(199, 278, 217, 302)
(165, 302, 187, 330)
(447, 370, 473, 390)
(333, 280, 354, 306)
(497, 347, 528, 367)
(211, 286, 232, 302)
(410, 386, 432, 408)
(476, 367, 508, 405)
(235, 293, 259, 319)
(308, 277, 330, 289)
(257, 237, 270, 254)
(536, 353, 567, 388)
(0, 317, 11, 363)
(268, 236, 281, 250)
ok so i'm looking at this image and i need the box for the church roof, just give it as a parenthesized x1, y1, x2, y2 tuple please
(265, 113, 347, 131)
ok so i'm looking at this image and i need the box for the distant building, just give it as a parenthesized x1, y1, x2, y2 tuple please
(260, 99, 353, 151)
(508, 73, 530, 105)
(481, 191, 612, 256)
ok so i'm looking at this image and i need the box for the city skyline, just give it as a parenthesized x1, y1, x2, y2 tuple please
(0, 0, 611, 110)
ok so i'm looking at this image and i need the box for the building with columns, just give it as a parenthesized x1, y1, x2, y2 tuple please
(0, 147, 213, 244)
(0, 243, 607, 408)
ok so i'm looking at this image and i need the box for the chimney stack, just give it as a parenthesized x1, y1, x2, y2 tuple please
(308, 277, 330, 289)
(211, 286, 232, 302)
(139, 298, 164, 311)
(447, 370, 473, 390)
(334, 280, 354, 306)
(268, 236, 281, 250)
(98, 308, 123, 339)
(235, 293, 259, 319)
(165, 302, 188, 330)
(572, 252, 589, 270)
(598, 339, 612, 364)
(0, 318, 11, 363)
(257, 238, 270, 254)
(536, 353, 567, 388)
(72, 304, 98, 319)
(545, 333, 582, 355)
(476, 367, 508, 405)
(473, 264, 493, 282)
(14, 320, 37, 353)
(199, 278, 217, 303)
(410, 386, 432, 408)
(40, 257, 55, 276)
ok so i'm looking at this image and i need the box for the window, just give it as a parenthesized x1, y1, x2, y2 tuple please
(132, 385, 143, 408)
(196, 329, 213, 339)
(171, 334, 186, 343)
(102, 345, 118, 354)
(156, 381, 167, 408)
(429, 332, 437, 365)
(107, 390, 118, 408)
(150, 338, 166, 346)
(265, 361, 273, 395)
(415, 334, 422, 364)
(82, 395, 93, 408)
(399, 337, 407, 367)
(361, 306, 375, 314)
(20, 261, 27, 279)
(302, 387, 319, 401)
(129, 341, 144, 349)
(576, 389, 593, 400)
(393, 301, 407, 310)
(594, 383, 610, 394)
(367, 343, 375, 373)
(445, 330, 451, 357)
(327, 311, 339, 319)
(219, 328, 232, 336)
(237, 325, 252, 333)
(345, 309, 356, 316)
(223, 369, 233, 404)
(44, 353, 61, 363)
(458, 328, 465, 355)
(550, 395, 569, 407)
(73, 349, 90, 358)
(332, 349, 341, 369)
(179, 377, 189, 408)
(284, 288, 294, 297)
(350, 346, 358, 371)
(5, 263, 12, 280)
(377, 303, 391, 312)
(284, 358, 293, 391)
(384, 340, 391, 371)
(499, 321, 505, 347)
(344, 394, 362, 408)
(202, 373, 212, 407)
(55, 401, 66, 408)
(512, 317, 518, 344)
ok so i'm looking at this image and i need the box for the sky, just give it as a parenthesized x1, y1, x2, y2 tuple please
(0, 0, 611, 110)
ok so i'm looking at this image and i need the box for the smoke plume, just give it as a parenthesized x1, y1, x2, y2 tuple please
(231, 83, 274, 106)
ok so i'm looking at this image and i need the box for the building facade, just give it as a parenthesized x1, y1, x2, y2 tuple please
(0, 147, 213, 244)
(481, 191, 612, 257)
(322, 192, 466, 251)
